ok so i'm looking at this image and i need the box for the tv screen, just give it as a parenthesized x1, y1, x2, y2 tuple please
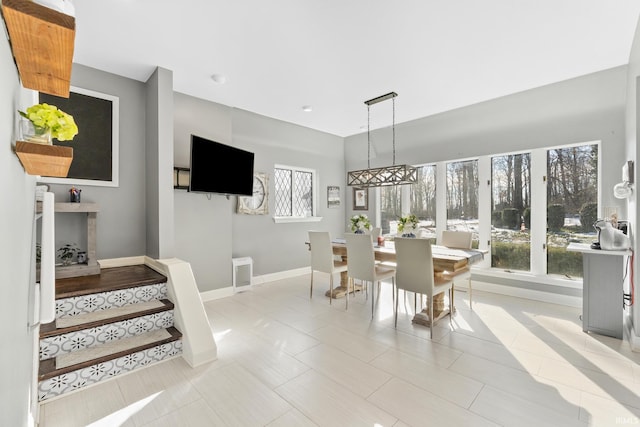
(189, 135, 255, 196)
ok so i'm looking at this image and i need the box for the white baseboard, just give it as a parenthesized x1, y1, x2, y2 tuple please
(472, 279, 582, 308)
(252, 267, 310, 285)
(199, 267, 310, 302)
(200, 287, 234, 302)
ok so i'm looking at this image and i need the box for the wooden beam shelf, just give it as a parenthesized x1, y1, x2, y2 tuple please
(15, 140, 73, 177)
(1, 0, 75, 97)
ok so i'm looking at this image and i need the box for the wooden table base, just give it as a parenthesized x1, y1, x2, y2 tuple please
(410, 293, 456, 326)
(325, 282, 363, 299)
(412, 308, 451, 327)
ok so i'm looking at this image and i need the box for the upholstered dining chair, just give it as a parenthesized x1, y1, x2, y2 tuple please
(344, 233, 396, 316)
(308, 231, 348, 305)
(440, 230, 474, 310)
(394, 237, 454, 338)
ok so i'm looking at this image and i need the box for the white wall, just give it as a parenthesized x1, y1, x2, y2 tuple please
(0, 21, 39, 426)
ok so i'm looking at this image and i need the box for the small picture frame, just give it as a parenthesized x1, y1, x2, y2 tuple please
(327, 185, 340, 208)
(353, 187, 368, 210)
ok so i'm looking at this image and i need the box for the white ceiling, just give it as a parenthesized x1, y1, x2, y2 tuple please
(72, 1, 640, 138)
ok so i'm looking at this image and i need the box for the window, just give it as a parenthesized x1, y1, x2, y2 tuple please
(375, 140, 600, 286)
(491, 153, 531, 271)
(446, 159, 478, 236)
(274, 165, 317, 220)
(379, 185, 402, 235)
(546, 144, 598, 278)
(410, 164, 437, 240)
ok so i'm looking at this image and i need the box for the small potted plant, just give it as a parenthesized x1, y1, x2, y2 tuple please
(57, 243, 79, 266)
(398, 214, 419, 237)
(349, 214, 371, 233)
(19, 103, 78, 145)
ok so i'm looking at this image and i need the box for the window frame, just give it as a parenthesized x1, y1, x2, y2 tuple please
(273, 163, 322, 223)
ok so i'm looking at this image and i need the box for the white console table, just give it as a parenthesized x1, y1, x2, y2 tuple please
(567, 243, 631, 339)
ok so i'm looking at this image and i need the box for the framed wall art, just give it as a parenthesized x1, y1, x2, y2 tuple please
(38, 86, 120, 187)
(327, 185, 340, 208)
(353, 187, 368, 210)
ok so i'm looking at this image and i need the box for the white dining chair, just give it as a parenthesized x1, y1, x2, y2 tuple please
(344, 233, 396, 316)
(308, 231, 348, 305)
(440, 230, 474, 310)
(369, 227, 382, 245)
(394, 237, 454, 338)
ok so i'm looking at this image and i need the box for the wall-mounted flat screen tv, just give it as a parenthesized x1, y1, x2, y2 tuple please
(189, 135, 255, 196)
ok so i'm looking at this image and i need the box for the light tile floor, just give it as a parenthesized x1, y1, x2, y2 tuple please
(40, 275, 640, 426)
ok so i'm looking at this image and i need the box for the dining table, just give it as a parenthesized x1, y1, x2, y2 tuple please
(324, 237, 486, 325)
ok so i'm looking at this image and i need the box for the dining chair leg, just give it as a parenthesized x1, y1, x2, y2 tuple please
(371, 281, 375, 319)
(394, 287, 399, 328)
(449, 288, 453, 328)
(345, 277, 349, 310)
(310, 270, 314, 299)
(429, 296, 433, 339)
(328, 275, 333, 305)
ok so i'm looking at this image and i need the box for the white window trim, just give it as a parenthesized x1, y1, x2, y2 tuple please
(273, 163, 322, 223)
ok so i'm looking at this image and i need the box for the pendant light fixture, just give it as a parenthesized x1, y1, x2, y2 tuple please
(347, 92, 417, 188)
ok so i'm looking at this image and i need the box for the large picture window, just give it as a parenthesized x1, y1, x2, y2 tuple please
(374, 141, 600, 285)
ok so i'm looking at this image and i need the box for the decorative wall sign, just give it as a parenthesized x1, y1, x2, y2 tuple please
(38, 86, 120, 187)
(237, 172, 269, 214)
(327, 185, 340, 208)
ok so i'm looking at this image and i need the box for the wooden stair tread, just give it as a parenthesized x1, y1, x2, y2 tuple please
(40, 299, 174, 338)
(55, 264, 167, 299)
(39, 327, 182, 381)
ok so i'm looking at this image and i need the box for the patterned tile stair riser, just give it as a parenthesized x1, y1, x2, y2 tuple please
(38, 340, 183, 401)
(40, 310, 175, 360)
(55, 282, 168, 318)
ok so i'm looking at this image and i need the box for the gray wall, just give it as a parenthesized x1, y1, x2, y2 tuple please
(173, 93, 346, 292)
(173, 93, 234, 291)
(0, 23, 38, 426)
(231, 108, 347, 275)
(145, 67, 175, 259)
(50, 64, 148, 260)
(345, 66, 629, 223)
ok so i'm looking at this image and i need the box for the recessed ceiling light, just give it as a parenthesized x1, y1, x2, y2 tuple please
(302, 105, 312, 112)
(210, 73, 227, 84)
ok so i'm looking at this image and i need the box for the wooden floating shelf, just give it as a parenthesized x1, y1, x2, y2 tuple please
(1, 0, 75, 97)
(15, 141, 73, 177)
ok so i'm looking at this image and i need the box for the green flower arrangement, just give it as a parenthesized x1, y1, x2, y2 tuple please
(349, 214, 371, 233)
(398, 214, 419, 232)
(19, 103, 79, 141)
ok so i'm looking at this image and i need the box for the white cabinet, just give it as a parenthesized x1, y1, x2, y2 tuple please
(567, 243, 630, 339)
